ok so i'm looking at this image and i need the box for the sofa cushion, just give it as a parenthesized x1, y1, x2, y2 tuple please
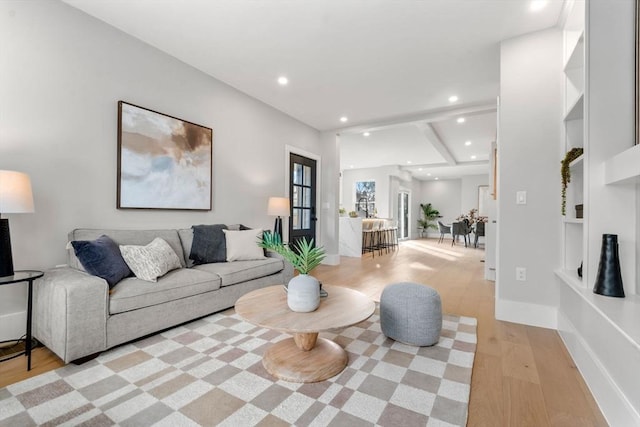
(68, 229, 187, 270)
(193, 258, 283, 287)
(109, 268, 221, 314)
(223, 229, 266, 261)
(120, 238, 182, 282)
(70, 235, 132, 288)
(190, 224, 228, 265)
(177, 228, 195, 268)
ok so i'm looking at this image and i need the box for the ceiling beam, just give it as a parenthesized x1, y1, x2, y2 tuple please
(415, 122, 457, 166)
(400, 160, 489, 171)
(336, 100, 497, 135)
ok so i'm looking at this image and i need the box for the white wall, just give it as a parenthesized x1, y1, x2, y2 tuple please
(419, 179, 462, 227)
(0, 0, 323, 339)
(497, 28, 563, 328)
(461, 175, 489, 216)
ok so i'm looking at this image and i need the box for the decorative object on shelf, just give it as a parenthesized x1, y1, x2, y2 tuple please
(338, 207, 347, 216)
(417, 203, 440, 231)
(259, 231, 326, 312)
(0, 170, 35, 277)
(267, 197, 290, 241)
(593, 234, 625, 298)
(575, 204, 584, 219)
(560, 147, 584, 215)
(348, 211, 358, 218)
(577, 261, 583, 278)
(117, 101, 212, 210)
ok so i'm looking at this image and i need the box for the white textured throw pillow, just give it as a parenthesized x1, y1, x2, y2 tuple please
(120, 237, 182, 282)
(223, 229, 266, 261)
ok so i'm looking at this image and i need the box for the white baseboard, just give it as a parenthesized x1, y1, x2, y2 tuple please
(495, 298, 557, 329)
(0, 311, 27, 342)
(322, 254, 340, 266)
(558, 311, 640, 426)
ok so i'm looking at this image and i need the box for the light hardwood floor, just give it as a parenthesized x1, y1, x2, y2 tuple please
(0, 238, 607, 426)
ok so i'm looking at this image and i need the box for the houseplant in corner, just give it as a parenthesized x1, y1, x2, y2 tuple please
(259, 231, 326, 312)
(418, 203, 440, 236)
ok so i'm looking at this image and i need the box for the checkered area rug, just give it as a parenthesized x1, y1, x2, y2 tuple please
(0, 307, 477, 427)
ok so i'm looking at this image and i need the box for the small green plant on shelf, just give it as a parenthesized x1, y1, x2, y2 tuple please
(561, 147, 584, 215)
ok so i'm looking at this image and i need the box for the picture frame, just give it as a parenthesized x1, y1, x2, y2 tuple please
(117, 101, 213, 210)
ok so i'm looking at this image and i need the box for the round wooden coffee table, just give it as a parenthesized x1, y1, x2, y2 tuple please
(235, 284, 375, 383)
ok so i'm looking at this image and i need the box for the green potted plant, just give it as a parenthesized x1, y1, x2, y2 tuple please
(418, 203, 440, 235)
(259, 231, 326, 312)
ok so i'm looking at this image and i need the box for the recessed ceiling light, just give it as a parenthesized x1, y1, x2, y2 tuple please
(363, 132, 370, 137)
(457, 117, 465, 124)
(465, 140, 472, 146)
(471, 155, 477, 160)
(277, 76, 288, 86)
(427, 173, 431, 176)
(349, 165, 354, 168)
(340, 116, 348, 123)
(418, 168, 423, 171)
(448, 95, 458, 103)
(530, 0, 548, 12)
(407, 160, 412, 164)
(435, 177, 439, 180)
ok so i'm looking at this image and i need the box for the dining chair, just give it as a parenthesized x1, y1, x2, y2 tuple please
(437, 221, 451, 243)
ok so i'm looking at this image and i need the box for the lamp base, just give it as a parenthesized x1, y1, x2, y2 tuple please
(273, 217, 283, 241)
(0, 218, 15, 277)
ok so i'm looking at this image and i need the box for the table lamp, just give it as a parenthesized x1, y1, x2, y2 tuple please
(267, 197, 290, 240)
(0, 170, 35, 277)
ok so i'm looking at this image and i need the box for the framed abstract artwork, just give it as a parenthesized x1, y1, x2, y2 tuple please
(117, 101, 213, 210)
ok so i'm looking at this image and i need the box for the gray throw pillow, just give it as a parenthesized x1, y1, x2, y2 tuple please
(120, 237, 182, 282)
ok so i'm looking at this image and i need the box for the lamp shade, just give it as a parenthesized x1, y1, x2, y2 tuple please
(0, 170, 34, 214)
(267, 197, 290, 217)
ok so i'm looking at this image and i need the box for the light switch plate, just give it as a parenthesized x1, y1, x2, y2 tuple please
(516, 191, 527, 205)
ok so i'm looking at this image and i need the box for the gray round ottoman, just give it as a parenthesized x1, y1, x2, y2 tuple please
(380, 282, 442, 346)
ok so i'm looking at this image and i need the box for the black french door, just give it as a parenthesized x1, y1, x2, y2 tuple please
(289, 153, 317, 249)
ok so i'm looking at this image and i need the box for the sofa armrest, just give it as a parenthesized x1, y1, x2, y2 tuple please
(33, 267, 109, 363)
(266, 250, 294, 284)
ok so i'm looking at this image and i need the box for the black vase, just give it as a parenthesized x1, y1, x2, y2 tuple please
(593, 234, 625, 298)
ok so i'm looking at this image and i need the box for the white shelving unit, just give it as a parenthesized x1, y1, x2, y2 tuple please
(561, 0, 585, 282)
(555, 1, 640, 423)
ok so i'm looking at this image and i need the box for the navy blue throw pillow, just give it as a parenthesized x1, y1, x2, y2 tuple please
(71, 235, 132, 288)
(190, 224, 228, 264)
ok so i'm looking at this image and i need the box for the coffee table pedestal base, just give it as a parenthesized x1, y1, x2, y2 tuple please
(263, 337, 348, 383)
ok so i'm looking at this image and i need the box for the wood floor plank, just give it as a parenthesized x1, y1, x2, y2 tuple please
(0, 238, 607, 426)
(469, 352, 505, 426)
(504, 376, 551, 427)
(527, 326, 608, 427)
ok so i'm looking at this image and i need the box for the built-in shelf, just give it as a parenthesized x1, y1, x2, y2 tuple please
(555, 269, 640, 352)
(563, 217, 584, 224)
(564, 94, 584, 121)
(564, 31, 585, 71)
(604, 144, 640, 185)
(569, 153, 584, 168)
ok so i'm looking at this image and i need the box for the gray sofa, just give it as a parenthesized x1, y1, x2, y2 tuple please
(33, 228, 293, 363)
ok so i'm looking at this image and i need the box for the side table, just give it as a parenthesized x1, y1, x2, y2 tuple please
(0, 270, 44, 370)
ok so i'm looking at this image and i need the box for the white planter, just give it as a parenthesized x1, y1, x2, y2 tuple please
(287, 274, 320, 312)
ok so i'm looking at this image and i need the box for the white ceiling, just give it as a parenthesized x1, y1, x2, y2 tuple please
(62, 0, 566, 180)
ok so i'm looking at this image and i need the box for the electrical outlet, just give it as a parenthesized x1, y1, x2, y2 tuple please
(516, 267, 527, 281)
(516, 191, 527, 205)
